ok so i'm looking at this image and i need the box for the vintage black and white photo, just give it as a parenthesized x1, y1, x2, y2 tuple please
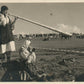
(0, 2, 84, 82)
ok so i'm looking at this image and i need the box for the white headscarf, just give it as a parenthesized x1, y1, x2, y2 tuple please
(20, 40, 36, 63)
(22, 40, 31, 49)
(20, 40, 31, 60)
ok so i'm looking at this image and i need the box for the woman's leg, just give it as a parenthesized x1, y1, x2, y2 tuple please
(0, 44, 7, 63)
(6, 51, 11, 62)
(0, 53, 6, 63)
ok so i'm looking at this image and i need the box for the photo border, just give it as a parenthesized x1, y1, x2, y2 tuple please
(0, 0, 84, 84)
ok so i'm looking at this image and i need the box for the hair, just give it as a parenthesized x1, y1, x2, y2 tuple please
(32, 48, 35, 52)
(1, 5, 8, 12)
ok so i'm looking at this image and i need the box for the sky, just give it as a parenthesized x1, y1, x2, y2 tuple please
(0, 3, 84, 34)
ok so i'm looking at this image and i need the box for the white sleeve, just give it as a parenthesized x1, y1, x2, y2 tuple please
(0, 14, 6, 26)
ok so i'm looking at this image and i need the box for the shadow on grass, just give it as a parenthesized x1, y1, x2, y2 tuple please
(75, 74, 84, 81)
(1, 61, 21, 81)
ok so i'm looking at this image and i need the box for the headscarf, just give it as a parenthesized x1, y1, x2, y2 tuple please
(20, 40, 31, 60)
(22, 40, 31, 49)
(19, 40, 36, 63)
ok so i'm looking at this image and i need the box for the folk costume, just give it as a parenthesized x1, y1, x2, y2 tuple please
(0, 12, 16, 54)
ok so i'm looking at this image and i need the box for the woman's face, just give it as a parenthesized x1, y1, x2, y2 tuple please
(2, 10, 8, 15)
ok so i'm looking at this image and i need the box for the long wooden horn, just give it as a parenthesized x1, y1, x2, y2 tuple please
(8, 13, 72, 36)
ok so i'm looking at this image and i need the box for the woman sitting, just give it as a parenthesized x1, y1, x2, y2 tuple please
(19, 39, 45, 81)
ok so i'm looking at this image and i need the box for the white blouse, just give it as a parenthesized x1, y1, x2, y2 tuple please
(0, 13, 9, 26)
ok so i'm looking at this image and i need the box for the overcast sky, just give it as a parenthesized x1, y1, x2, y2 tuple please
(0, 3, 84, 34)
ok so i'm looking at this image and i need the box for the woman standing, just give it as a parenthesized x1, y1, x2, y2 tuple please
(0, 6, 18, 62)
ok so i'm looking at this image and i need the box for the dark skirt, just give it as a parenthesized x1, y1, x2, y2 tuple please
(0, 25, 14, 45)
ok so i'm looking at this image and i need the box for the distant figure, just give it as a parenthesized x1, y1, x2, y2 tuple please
(0, 6, 18, 63)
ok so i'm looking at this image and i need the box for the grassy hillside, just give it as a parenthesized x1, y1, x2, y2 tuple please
(0, 39, 84, 81)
